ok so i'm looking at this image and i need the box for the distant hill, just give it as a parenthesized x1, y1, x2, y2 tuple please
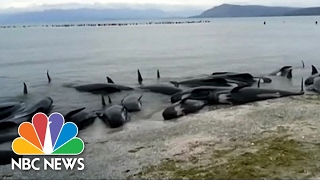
(284, 7, 320, 16)
(0, 8, 203, 24)
(192, 4, 300, 18)
(1, 4, 319, 25)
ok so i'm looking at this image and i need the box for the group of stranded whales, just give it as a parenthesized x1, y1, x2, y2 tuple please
(1, 61, 320, 165)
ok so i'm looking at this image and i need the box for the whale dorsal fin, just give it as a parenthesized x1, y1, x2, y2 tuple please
(121, 98, 124, 105)
(138, 69, 143, 84)
(157, 69, 160, 79)
(101, 94, 106, 106)
(231, 85, 247, 93)
(107, 95, 112, 104)
(287, 69, 293, 79)
(47, 70, 51, 83)
(279, 66, 292, 72)
(257, 78, 261, 88)
(312, 65, 318, 75)
(101, 94, 112, 107)
(138, 94, 143, 101)
(106, 77, 114, 84)
(23, 82, 28, 94)
(302, 60, 305, 68)
(65, 107, 86, 121)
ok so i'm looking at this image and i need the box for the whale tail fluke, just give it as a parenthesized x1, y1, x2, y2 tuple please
(157, 69, 160, 79)
(287, 69, 293, 79)
(138, 69, 143, 84)
(170, 81, 180, 88)
(106, 76, 114, 84)
(312, 65, 318, 75)
(23, 82, 28, 94)
(47, 70, 51, 83)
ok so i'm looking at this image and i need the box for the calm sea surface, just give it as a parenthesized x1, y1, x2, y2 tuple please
(0, 16, 319, 124)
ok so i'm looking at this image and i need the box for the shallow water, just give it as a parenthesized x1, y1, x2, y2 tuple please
(0, 16, 319, 134)
(1, 15, 320, 178)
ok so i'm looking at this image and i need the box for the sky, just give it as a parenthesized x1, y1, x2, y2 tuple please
(0, 0, 319, 12)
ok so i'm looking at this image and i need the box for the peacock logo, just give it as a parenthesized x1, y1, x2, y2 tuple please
(12, 112, 84, 155)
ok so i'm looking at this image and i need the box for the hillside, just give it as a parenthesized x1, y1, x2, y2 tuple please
(285, 7, 320, 16)
(0, 8, 203, 24)
(193, 4, 300, 18)
(1, 4, 319, 24)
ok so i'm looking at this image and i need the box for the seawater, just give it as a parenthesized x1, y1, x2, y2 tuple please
(0, 16, 319, 129)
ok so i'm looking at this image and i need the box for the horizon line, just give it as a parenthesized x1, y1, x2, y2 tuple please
(0, 2, 317, 13)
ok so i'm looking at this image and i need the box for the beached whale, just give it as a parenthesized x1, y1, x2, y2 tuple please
(0, 126, 19, 144)
(74, 83, 134, 94)
(0, 150, 22, 165)
(99, 105, 130, 128)
(208, 78, 304, 105)
(170, 76, 243, 88)
(170, 86, 234, 104)
(269, 66, 292, 77)
(210, 72, 272, 84)
(0, 97, 53, 128)
(306, 77, 320, 93)
(305, 65, 320, 85)
(162, 98, 206, 120)
(137, 69, 182, 95)
(139, 84, 182, 95)
(105, 76, 136, 91)
(121, 94, 143, 112)
(97, 95, 130, 128)
(64, 107, 96, 131)
(169, 71, 263, 88)
(0, 102, 26, 120)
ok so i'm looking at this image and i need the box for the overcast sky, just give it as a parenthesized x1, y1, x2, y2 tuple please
(0, 0, 319, 10)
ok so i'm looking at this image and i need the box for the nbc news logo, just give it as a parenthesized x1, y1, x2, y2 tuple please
(11, 113, 85, 171)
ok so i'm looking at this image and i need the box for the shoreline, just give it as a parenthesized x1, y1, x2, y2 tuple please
(1, 94, 320, 179)
(0, 20, 210, 29)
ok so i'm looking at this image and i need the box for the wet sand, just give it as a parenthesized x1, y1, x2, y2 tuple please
(1, 94, 320, 179)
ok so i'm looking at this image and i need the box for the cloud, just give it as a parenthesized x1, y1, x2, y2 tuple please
(0, 0, 215, 9)
(0, 1, 210, 14)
